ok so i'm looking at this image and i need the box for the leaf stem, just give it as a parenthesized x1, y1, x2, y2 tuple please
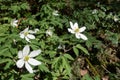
(85, 58, 99, 76)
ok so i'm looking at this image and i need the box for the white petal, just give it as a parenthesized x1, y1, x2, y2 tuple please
(25, 62, 33, 73)
(23, 45, 30, 56)
(70, 21, 74, 29)
(20, 33, 25, 39)
(58, 45, 62, 49)
(16, 59, 24, 68)
(25, 37, 30, 42)
(53, 10, 59, 16)
(73, 22, 78, 29)
(79, 34, 88, 40)
(28, 58, 41, 66)
(11, 19, 18, 27)
(24, 27, 29, 32)
(46, 30, 52, 36)
(80, 26, 86, 32)
(27, 34, 35, 39)
(29, 30, 36, 34)
(29, 50, 41, 57)
(18, 51, 23, 58)
(13, 23, 18, 27)
(34, 29, 39, 33)
(68, 28, 75, 34)
(75, 33, 81, 39)
(14, 20, 18, 23)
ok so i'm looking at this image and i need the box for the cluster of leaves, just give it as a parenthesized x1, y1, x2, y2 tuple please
(0, 0, 120, 80)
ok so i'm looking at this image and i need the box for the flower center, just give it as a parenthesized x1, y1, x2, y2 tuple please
(24, 55, 29, 61)
(75, 28, 80, 33)
(24, 32, 29, 36)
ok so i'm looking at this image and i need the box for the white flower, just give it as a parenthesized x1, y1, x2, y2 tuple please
(92, 9, 97, 14)
(46, 28, 53, 36)
(11, 19, 18, 27)
(113, 16, 119, 22)
(52, 10, 59, 16)
(13, 39, 17, 45)
(16, 45, 41, 73)
(19, 27, 36, 42)
(58, 44, 65, 49)
(68, 21, 88, 40)
(34, 28, 39, 33)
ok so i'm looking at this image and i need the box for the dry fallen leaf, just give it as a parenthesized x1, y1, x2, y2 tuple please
(102, 75, 109, 80)
(80, 69, 88, 76)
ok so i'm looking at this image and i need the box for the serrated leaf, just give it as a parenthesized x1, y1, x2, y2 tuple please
(82, 74, 93, 80)
(4, 60, 13, 70)
(64, 54, 74, 60)
(52, 57, 60, 69)
(21, 77, 33, 80)
(0, 48, 10, 56)
(38, 64, 49, 72)
(20, 3, 30, 10)
(86, 40, 92, 48)
(76, 44, 89, 55)
(62, 56, 71, 76)
(73, 46, 79, 56)
(0, 33, 8, 37)
(10, 5, 21, 13)
(93, 75, 100, 80)
(0, 50, 12, 58)
(49, 51, 56, 58)
(0, 59, 11, 64)
(21, 74, 35, 80)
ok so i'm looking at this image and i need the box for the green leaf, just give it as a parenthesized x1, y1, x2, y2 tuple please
(0, 25, 9, 33)
(4, 60, 13, 70)
(0, 58, 11, 64)
(20, 3, 30, 10)
(10, 5, 21, 14)
(93, 75, 100, 80)
(64, 54, 74, 60)
(52, 57, 60, 69)
(0, 48, 12, 57)
(38, 64, 49, 72)
(62, 56, 71, 76)
(76, 44, 89, 55)
(28, 18, 38, 26)
(21, 74, 35, 80)
(82, 74, 93, 80)
(48, 51, 56, 58)
(0, 33, 8, 37)
(73, 46, 79, 56)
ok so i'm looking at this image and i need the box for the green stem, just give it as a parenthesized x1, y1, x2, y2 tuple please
(85, 58, 99, 76)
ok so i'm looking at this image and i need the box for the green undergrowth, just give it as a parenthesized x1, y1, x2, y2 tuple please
(0, 0, 120, 80)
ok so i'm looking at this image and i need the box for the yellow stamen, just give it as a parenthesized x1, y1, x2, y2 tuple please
(24, 56, 29, 61)
(75, 28, 80, 33)
(24, 32, 28, 36)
